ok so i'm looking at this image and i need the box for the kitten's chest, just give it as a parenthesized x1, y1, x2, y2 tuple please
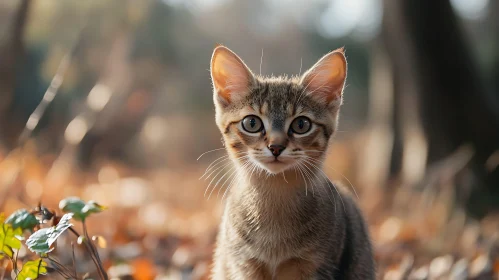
(229, 211, 298, 265)
(227, 192, 319, 261)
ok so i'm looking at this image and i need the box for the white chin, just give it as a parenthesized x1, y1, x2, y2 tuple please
(259, 160, 293, 174)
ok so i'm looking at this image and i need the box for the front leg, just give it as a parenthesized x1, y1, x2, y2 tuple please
(275, 258, 318, 280)
(214, 256, 272, 280)
(238, 258, 272, 280)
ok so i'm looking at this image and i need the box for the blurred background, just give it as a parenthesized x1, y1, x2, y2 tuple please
(0, 0, 498, 279)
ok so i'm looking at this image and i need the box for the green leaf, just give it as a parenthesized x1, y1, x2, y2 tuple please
(26, 213, 73, 254)
(0, 245, 13, 259)
(0, 214, 22, 258)
(59, 197, 107, 221)
(82, 201, 107, 216)
(6, 209, 39, 232)
(59, 197, 86, 216)
(17, 259, 48, 280)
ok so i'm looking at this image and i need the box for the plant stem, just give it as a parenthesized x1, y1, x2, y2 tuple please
(71, 242, 77, 278)
(47, 265, 72, 280)
(47, 256, 74, 279)
(68, 227, 101, 275)
(69, 224, 107, 280)
(82, 221, 108, 280)
(13, 248, 19, 273)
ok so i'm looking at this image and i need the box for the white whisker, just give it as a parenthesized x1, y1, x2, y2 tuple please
(200, 156, 230, 180)
(303, 155, 359, 200)
(298, 57, 303, 77)
(204, 154, 249, 197)
(200, 151, 248, 179)
(205, 163, 232, 197)
(296, 162, 311, 197)
(301, 157, 346, 213)
(211, 165, 238, 199)
(299, 161, 323, 199)
(203, 158, 232, 181)
(222, 161, 253, 201)
(282, 171, 289, 183)
(197, 147, 226, 161)
(217, 159, 250, 198)
(260, 48, 264, 75)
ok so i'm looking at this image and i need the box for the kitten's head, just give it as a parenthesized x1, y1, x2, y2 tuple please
(210, 46, 347, 175)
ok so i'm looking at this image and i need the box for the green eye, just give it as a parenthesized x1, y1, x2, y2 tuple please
(242, 115, 263, 133)
(290, 117, 311, 134)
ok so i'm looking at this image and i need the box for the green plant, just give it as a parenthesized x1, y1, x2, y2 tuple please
(0, 197, 108, 280)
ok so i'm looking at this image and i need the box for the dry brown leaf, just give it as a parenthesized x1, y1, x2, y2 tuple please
(132, 257, 157, 280)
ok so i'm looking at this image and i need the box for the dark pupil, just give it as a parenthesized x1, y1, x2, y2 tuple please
(298, 119, 304, 129)
(250, 118, 256, 128)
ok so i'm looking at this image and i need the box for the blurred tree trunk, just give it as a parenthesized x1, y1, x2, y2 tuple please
(382, 0, 426, 186)
(0, 0, 31, 148)
(492, 0, 499, 106)
(383, 0, 499, 217)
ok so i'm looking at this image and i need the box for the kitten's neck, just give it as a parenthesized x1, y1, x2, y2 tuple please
(227, 164, 324, 224)
(231, 163, 324, 199)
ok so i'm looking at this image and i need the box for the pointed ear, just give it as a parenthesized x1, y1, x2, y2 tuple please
(300, 48, 347, 105)
(210, 46, 255, 106)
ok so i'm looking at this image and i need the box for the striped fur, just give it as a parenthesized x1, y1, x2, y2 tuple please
(210, 46, 375, 279)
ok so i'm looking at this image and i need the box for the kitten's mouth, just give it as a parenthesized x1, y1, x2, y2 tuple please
(265, 157, 287, 165)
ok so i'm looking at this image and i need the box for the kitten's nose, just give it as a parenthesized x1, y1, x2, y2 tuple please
(268, 144, 286, 157)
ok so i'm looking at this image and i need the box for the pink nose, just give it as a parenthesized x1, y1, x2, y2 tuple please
(268, 144, 285, 156)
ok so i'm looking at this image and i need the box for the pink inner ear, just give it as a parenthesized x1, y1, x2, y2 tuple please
(300, 50, 347, 103)
(211, 47, 253, 103)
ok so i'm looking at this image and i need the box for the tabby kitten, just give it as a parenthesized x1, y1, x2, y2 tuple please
(209, 46, 375, 279)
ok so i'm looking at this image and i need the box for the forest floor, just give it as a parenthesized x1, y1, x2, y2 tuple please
(0, 139, 498, 280)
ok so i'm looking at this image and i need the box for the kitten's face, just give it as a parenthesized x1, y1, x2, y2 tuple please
(210, 46, 346, 175)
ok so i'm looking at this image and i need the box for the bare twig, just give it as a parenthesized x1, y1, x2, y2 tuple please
(0, 24, 87, 210)
(17, 28, 84, 145)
